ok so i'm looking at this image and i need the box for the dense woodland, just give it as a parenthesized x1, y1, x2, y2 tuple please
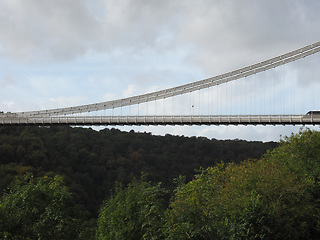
(0, 126, 276, 216)
(2, 126, 320, 238)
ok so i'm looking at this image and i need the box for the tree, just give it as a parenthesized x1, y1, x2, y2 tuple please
(264, 128, 320, 237)
(165, 157, 317, 239)
(0, 173, 83, 240)
(97, 176, 167, 240)
(266, 128, 320, 180)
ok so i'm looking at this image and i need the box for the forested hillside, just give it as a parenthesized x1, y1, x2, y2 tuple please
(2, 127, 320, 239)
(97, 129, 320, 239)
(0, 125, 278, 239)
(0, 126, 277, 216)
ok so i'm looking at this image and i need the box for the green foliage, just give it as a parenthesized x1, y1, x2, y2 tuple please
(0, 173, 83, 240)
(2, 126, 318, 239)
(97, 176, 167, 240)
(162, 128, 320, 239)
(165, 156, 318, 239)
(0, 125, 276, 218)
(266, 128, 320, 180)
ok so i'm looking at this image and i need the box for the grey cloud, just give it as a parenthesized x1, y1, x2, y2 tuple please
(0, 0, 319, 70)
(95, 0, 182, 54)
(0, 0, 99, 61)
(175, 0, 320, 74)
(0, 0, 182, 61)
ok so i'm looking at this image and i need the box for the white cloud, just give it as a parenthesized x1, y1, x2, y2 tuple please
(47, 96, 86, 109)
(0, 101, 14, 112)
(0, 73, 16, 87)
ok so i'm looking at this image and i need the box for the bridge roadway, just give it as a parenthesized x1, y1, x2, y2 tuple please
(1, 115, 320, 126)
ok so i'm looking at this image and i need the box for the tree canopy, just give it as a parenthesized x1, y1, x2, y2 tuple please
(95, 128, 320, 239)
(97, 176, 167, 240)
(0, 125, 276, 218)
(165, 129, 320, 239)
(5, 126, 320, 239)
(0, 174, 83, 239)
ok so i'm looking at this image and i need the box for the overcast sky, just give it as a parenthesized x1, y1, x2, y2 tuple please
(0, 0, 320, 142)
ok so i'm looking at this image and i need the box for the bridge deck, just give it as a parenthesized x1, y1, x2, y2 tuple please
(1, 115, 320, 126)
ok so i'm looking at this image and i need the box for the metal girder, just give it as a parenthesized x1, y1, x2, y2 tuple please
(1, 115, 320, 126)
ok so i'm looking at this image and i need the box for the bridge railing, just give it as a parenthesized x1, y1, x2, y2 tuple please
(1, 114, 320, 126)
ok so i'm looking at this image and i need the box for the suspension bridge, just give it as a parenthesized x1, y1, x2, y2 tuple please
(1, 41, 320, 126)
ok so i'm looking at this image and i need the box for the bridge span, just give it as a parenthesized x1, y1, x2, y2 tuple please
(12, 40, 320, 118)
(1, 115, 320, 126)
(1, 41, 320, 126)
